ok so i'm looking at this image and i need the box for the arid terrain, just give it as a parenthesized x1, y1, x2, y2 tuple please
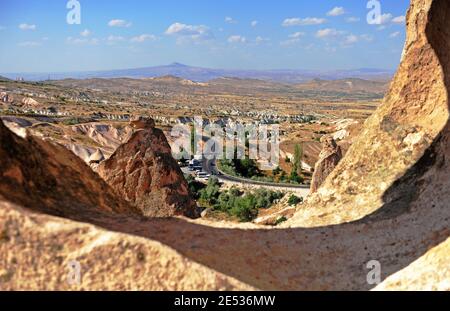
(0, 0, 449, 291)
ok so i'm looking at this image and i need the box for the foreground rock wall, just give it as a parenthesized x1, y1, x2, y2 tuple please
(0, 0, 448, 291)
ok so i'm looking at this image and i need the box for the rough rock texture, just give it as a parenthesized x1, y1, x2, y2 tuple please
(374, 238, 450, 291)
(21, 97, 40, 108)
(97, 118, 200, 218)
(310, 136, 342, 193)
(287, 0, 450, 227)
(0, 120, 133, 217)
(0, 200, 254, 291)
(0, 0, 449, 291)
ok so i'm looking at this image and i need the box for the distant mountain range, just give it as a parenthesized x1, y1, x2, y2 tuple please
(1, 63, 394, 83)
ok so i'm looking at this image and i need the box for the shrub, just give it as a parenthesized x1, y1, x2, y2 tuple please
(275, 216, 288, 225)
(185, 174, 205, 199)
(288, 195, 303, 206)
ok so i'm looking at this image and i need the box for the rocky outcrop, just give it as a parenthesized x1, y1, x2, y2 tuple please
(97, 117, 200, 218)
(21, 97, 40, 108)
(71, 123, 133, 153)
(0, 0, 448, 291)
(0, 120, 134, 218)
(287, 0, 450, 227)
(310, 136, 342, 193)
(89, 149, 105, 164)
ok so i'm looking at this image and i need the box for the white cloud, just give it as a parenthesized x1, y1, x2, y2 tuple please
(346, 17, 360, 23)
(360, 34, 373, 42)
(66, 36, 99, 45)
(316, 28, 344, 38)
(342, 34, 373, 46)
(130, 34, 157, 43)
(289, 32, 305, 39)
(280, 32, 305, 46)
(344, 35, 359, 44)
(19, 23, 36, 31)
(282, 17, 326, 27)
(165, 22, 213, 43)
(18, 41, 41, 47)
(379, 13, 393, 25)
(225, 17, 237, 24)
(107, 35, 125, 44)
(251, 20, 258, 27)
(108, 19, 132, 28)
(80, 29, 91, 37)
(255, 36, 269, 44)
(327, 7, 345, 17)
(228, 35, 246, 43)
(392, 16, 406, 24)
(390, 31, 401, 38)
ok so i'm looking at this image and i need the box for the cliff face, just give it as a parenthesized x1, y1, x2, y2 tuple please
(310, 136, 342, 193)
(287, 0, 450, 227)
(97, 118, 200, 218)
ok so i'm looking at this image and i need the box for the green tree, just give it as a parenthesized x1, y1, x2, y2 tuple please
(293, 143, 303, 175)
(288, 195, 303, 206)
(190, 124, 196, 159)
(199, 177, 221, 205)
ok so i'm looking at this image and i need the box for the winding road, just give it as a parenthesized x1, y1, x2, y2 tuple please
(202, 156, 311, 197)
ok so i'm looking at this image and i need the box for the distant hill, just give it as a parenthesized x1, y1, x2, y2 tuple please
(50, 74, 388, 101)
(0, 75, 11, 82)
(295, 78, 388, 94)
(1, 63, 394, 83)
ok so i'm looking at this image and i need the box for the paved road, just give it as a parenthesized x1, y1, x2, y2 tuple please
(202, 157, 311, 197)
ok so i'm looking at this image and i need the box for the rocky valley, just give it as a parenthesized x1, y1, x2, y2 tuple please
(0, 0, 449, 292)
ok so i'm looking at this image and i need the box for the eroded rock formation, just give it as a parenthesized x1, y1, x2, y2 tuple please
(310, 136, 342, 193)
(0, 120, 134, 217)
(97, 117, 200, 218)
(0, 0, 448, 291)
(287, 0, 450, 227)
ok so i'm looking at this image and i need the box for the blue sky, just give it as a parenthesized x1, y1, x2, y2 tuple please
(0, 0, 409, 73)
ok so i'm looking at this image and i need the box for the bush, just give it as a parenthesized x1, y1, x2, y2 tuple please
(185, 175, 205, 199)
(218, 158, 261, 178)
(288, 170, 304, 184)
(213, 187, 284, 222)
(199, 177, 221, 205)
(62, 118, 83, 126)
(275, 216, 288, 225)
(288, 195, 303, 206)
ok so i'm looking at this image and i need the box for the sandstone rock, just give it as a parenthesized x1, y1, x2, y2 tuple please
(21, 97, 39, 108)
(288, 0, 450, 227)
(0, 119, 134, 218)
(97, 118, 201, 218)
(130, 115, 156, 129)
(310, 136, 342, 193)
(89, 149, 105, 164)
(0, 92, 9, 103)
(0, 0, 448, 291)
(374, 237, 450, 291)
(0, 200, 254, 291)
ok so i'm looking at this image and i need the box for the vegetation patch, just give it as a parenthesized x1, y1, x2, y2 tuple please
(188, 177, 284, 222)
